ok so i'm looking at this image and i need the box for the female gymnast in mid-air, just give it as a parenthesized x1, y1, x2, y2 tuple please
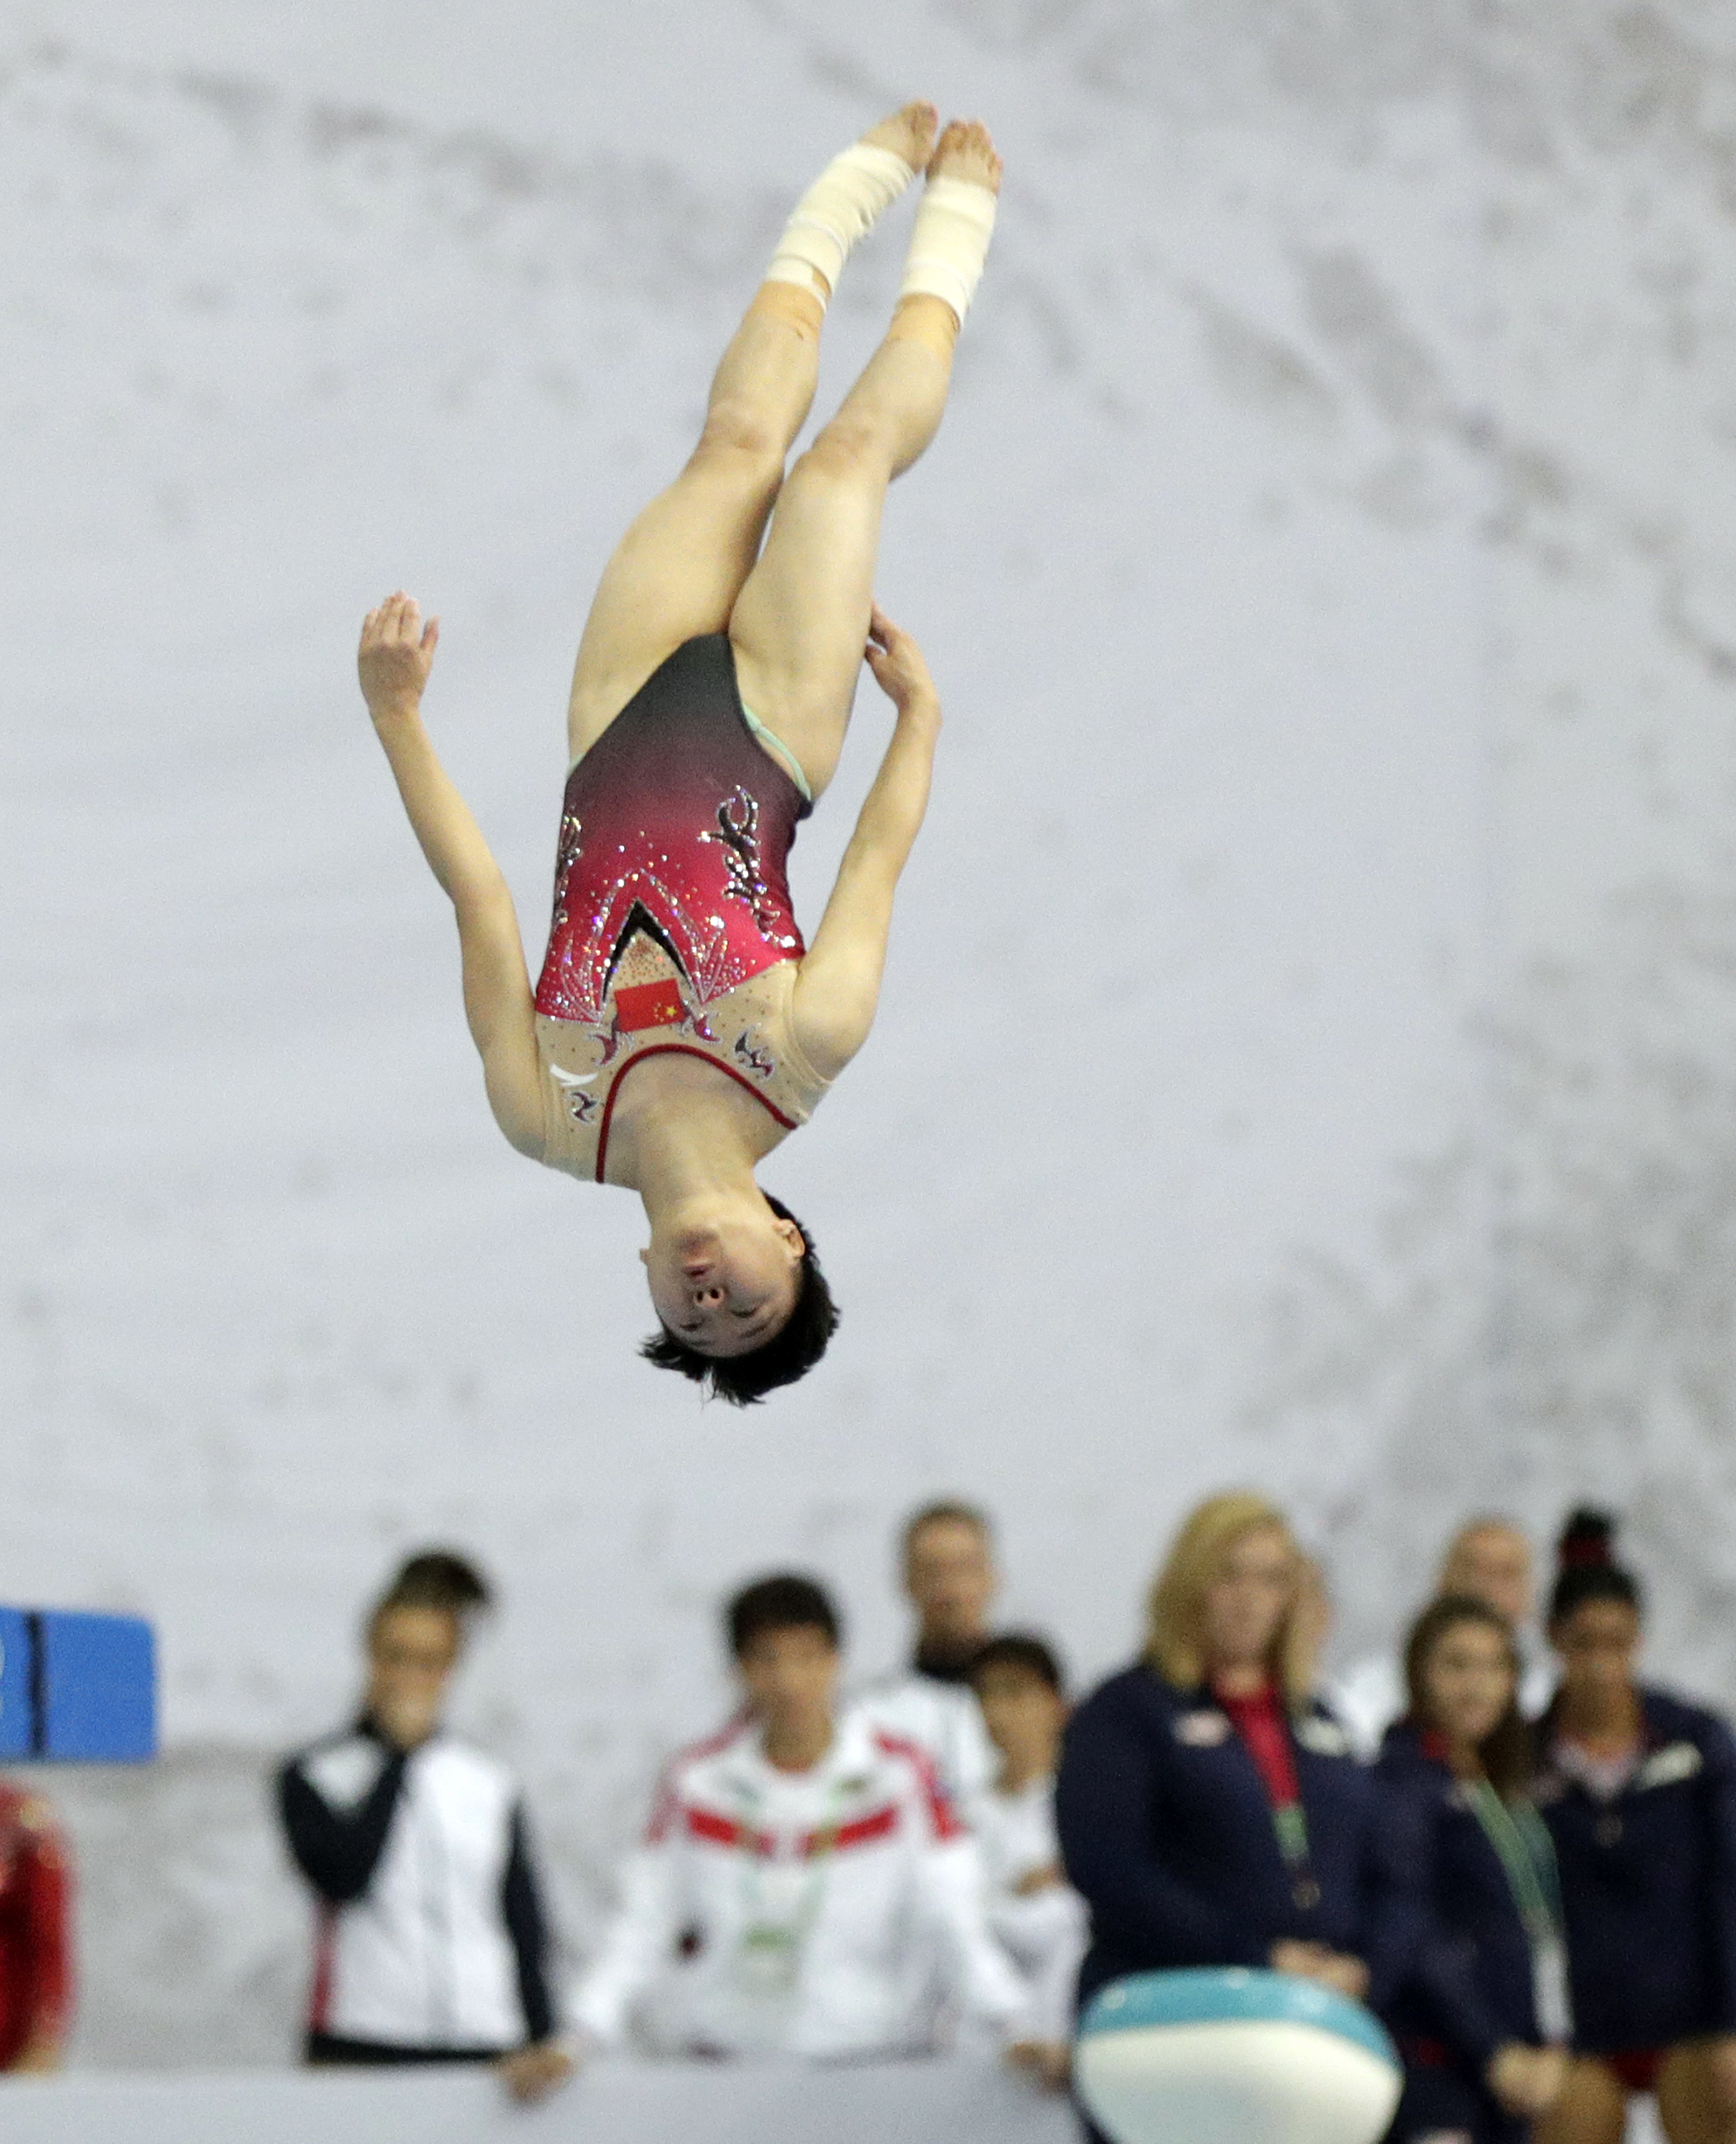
(357, 105, 1000, 1402)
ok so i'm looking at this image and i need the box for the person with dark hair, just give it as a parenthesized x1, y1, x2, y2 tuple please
(725, 1571, 842, 1657)
(857, 1502, 1000, 1803)
(1057, 1492, 1415, 2134)
(1531, 1510, 1736, 2144)
(569, 1571, 1039, 2062)
(967, 1635, 1086, 2089)
(356, 104, 1003, 1403)
(276, 1550, 569, 2104)
(637, 1194, 839, 1406)
(1375, 1595, 1570, 2143)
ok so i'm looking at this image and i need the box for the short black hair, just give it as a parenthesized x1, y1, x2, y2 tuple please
(969, 1631, 1065, 1695)
(640, 1195, 839, 1405)
(1549, 1506, 1643, 1626)
(368, 1548, 492, 1639)
(726, 1573, 841, 1659)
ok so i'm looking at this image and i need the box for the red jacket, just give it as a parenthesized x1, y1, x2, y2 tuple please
(0, 1784, 72, 2066)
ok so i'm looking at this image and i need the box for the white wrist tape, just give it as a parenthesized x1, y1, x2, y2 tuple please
(897, 176, 998, 323)
(765, 142, 918, 297)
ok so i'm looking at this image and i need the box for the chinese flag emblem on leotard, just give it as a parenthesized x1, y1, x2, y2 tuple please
(615, 979, 687, 1033)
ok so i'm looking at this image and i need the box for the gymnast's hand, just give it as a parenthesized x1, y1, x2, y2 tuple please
(863, 605, 939, 722)
(359, 590, 441, 721)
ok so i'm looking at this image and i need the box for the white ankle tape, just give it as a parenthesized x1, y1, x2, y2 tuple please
(764, 142, 918, 298)
(897, 176, 997, 323)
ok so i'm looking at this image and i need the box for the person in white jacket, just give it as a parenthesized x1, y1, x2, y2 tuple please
(855, 1502, 1000, 1805)
(570, 1573, 1036, 2063)
(967, 1634, 1088, 2089)
(277, 1550, 570, 2104)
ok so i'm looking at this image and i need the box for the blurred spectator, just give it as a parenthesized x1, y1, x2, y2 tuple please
(0, 1785, 72, 2072)
(1332, 1516, 1555, 1759)
(277, 1551, 569, 2104)
(1377, 1596, 1569, 2143)
(967, 1634, 1087, 2090)
(1056, 1492, 1411, 2067)
(1532, 1511, 1736, 2144)
(857, 1502, 998, 1804)
(569, 1573, 1036, 2063)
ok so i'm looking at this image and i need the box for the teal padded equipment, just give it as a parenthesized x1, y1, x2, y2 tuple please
(1076, 1969, 1403, 2144)
(0, 1609, 156, 1763)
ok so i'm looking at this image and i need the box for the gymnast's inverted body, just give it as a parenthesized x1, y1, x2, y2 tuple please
(358, 105, 1000, 1401)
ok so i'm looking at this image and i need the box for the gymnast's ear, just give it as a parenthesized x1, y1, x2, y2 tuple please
(639, 1246, 650, 1266)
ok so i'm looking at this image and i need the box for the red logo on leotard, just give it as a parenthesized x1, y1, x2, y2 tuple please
(615, 979, 687, 1033)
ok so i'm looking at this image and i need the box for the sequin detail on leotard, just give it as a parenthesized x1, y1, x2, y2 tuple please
(531, 635, 831, 1186)
(534, 637, 806, 1026)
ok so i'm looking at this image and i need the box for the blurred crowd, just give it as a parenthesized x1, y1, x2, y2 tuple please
(2, 1495, 1732, 2144)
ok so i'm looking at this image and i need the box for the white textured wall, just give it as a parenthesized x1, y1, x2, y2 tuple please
(2, 0, 1734, 2072)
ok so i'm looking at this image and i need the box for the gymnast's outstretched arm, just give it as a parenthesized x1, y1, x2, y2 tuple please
(359, 593, 543, 1155)
(790, 606, 940, 1080)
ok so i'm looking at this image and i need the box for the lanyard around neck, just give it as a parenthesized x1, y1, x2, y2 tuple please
(1215, 1688, 1318, 1909)
(735, 1769, 855, 1940)
(1465, 1778, 1561, 1933)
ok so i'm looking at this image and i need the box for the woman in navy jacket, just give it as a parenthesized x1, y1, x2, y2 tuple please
(1533, 1512, 1736, 2144)
(1376, 1595, 1569, 2143)
(1057, 1492, 1412, 2069)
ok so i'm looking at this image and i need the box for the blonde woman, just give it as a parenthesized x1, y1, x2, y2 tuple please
(1056, 1494, 1411, 2042)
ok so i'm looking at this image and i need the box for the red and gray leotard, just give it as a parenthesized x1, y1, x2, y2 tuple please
(532, 635, 832, 1184)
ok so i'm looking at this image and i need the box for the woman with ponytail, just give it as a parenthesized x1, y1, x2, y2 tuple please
(1374, 1596, 1569, 2142)
(1533, 1510, 1736, 2144)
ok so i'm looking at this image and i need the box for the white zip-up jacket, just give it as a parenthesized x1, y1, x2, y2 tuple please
(570, 1707, 1030, 2059)
(853, 1668, 998, 1807)
(968, 1775, 1088, 2043)
(279, 1723, 554, 2052)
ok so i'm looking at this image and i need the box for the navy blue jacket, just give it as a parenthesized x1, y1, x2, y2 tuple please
(1374, 1723, 1555, 2071)
(1538, 1686, 1736, 2053)
(1056, 1665, 1416, 2011)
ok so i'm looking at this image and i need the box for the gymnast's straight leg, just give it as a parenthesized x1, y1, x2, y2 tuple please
(564, 101, 944, 766)
(729, 118, 1002, 801)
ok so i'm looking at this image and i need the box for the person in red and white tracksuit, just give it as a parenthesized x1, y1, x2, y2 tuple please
(0, 1784, 72, 2072)
(569, 1574, 1035, 2063)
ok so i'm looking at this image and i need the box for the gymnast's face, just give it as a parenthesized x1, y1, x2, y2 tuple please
(642, 1203, 803, 1357)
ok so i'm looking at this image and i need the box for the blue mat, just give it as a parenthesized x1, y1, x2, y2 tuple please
(0, 1609, 157, 1762)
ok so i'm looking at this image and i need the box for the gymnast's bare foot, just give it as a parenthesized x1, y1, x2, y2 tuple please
(928, 116, 1003, 192)
(862, 100, 939, 173)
